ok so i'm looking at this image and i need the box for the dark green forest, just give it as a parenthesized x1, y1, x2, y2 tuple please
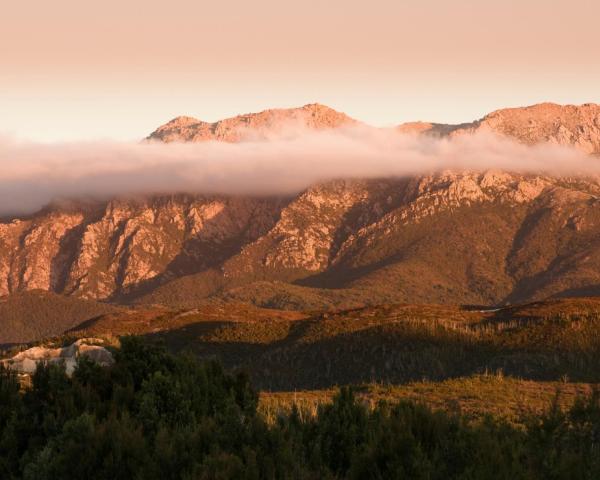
(0, 337, 599, 479)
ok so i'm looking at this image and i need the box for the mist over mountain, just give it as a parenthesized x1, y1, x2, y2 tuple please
(1, 103, 599, 217)
(1, 101, 600, 312)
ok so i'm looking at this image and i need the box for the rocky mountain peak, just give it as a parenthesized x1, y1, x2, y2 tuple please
(396, 102, 600, 154)
(147, 103, 356, 143)
(471, 102, 600, 153)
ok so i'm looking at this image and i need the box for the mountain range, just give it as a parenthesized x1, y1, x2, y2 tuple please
(2, 101, 600, 319)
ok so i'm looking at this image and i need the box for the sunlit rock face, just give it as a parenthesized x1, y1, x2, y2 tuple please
(3, 102, 600, 307)
(398, 103, 600, 155)
(0, 195, 282, 300)
(147, 103, 357, 143)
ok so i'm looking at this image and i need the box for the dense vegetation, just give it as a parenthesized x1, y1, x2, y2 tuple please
(0, 337, 599, 479)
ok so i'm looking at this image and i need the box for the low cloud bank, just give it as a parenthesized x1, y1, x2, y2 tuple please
(0, 126, 594, 215)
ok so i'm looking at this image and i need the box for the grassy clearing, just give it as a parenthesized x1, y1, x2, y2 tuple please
(259, 374, 596, 425)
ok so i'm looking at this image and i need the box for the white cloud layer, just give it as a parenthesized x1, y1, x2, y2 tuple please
(0, 126, 595, 215)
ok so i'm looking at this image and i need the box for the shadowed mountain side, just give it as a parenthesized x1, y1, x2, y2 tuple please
(134, 276, 368, 311)
(8, 295, 596, 391)
(0, 290, 122, 345)
(67, 302, 307, 338)
(396, 121, 474, 137)
(115, 299, 600, 390)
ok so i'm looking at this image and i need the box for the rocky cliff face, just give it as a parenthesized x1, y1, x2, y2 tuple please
(0, 196, 282, 300)
(3, 102, 600, 308)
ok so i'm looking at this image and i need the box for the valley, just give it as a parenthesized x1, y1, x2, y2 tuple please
(3, 101, 600, 438)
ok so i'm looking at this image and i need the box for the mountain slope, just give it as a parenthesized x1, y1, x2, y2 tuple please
(0, 290, 121, 345)
(138, 171, 600, 309)
(398, 102, 600, 154)
(465, 103, 600, 154)
(2, 102, 600, 312)
(0, 195, 284, 300)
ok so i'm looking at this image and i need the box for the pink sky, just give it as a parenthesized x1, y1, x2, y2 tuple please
(1, 0, 598, 141)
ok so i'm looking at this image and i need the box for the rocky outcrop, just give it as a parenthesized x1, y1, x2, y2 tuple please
(1, 339, 114, 375)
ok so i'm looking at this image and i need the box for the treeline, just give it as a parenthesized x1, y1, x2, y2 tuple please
(0, 338, 599, 479)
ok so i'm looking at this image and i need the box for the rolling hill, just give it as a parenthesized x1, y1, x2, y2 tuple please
(52, 296, 600, 390)
(0, 290, 121, 345)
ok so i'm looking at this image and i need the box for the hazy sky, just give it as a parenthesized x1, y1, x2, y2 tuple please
(1, 0, 599, 141)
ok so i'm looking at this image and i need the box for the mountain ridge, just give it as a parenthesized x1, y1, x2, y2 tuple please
(147, 103, 357, 143)
(149, 101, 600, 154)
(2, 102, 600, 311)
